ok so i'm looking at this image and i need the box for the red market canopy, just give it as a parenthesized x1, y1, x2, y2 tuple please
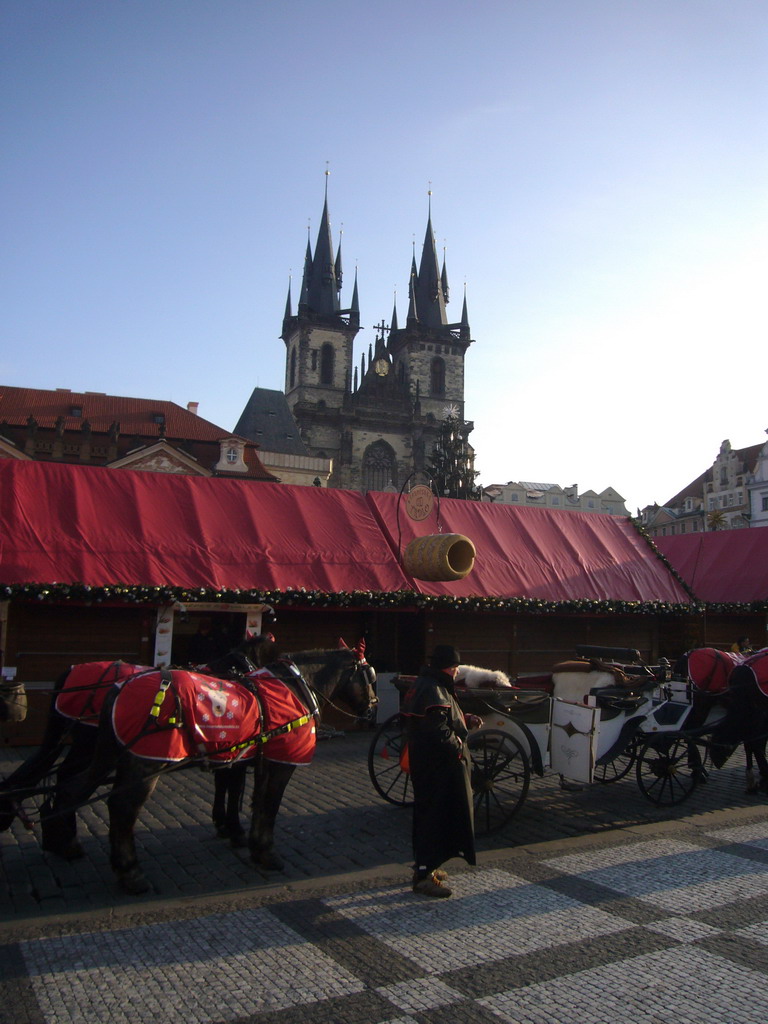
(655, 531, 768, 604)
(0, 460, 693, 608)
(366, 492, 691, 605)
(0, 460, 410, 595)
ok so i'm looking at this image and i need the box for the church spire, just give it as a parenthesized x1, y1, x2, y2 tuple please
(299, 172, 341, 317)
(408, 193, 448, 328)
(460, 285, 470, 340)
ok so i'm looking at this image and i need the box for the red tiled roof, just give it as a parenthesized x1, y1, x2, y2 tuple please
(0, 386, 239, 443)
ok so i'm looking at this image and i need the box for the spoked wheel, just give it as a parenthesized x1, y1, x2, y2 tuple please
(367, 713, 413, 806)
(635, 736, 702, 805)
(468, 729, 530, 834)
(594, 742, 637, 784)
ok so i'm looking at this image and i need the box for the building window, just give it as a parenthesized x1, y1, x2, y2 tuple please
(430, 357, 446, 396)
(362, 440, 396, 492)
(289, 348, 297, 389)
(320, 343, 334, 385)
(762, 495, 768, 512)
(226, 448, 238, 464)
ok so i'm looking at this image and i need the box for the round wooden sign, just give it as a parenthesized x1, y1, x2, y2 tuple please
(405, 485, 434, 521)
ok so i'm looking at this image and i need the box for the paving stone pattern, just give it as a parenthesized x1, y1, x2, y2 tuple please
(0, 732, 764, 916)
(2, 732, 768, 1022)
(4, 819, 768, 1023)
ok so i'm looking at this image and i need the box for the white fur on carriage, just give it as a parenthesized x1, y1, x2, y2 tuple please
(456, 665, 512, 689)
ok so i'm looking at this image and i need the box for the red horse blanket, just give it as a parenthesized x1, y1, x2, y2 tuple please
(742, 648, 768, 697)
(686, 648, 742, 694)
(111, 668, 316, 765)
(55, 661, 152, 725)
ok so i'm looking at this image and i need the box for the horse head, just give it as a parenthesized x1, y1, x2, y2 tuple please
(334, 637, 377, 721)
(287, 640, 378, 723)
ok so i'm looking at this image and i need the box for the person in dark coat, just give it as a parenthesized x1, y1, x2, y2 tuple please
(402, 644, 481, 897)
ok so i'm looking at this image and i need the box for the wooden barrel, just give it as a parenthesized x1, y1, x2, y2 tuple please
(403, 534, 476, 581)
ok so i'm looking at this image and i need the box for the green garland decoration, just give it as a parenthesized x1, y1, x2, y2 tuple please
(629, 516, 698, 600)
(0, 581, 722, 614)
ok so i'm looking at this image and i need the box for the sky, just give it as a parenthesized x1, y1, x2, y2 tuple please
(2, 0, 767, 516)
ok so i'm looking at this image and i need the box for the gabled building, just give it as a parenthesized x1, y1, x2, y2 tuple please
(236, 187, 475, 493)
(0, 386, 275, 480)
(747, 431, 768, 528)
(482, 481, 629, 516)
(641, 438, 765, 537)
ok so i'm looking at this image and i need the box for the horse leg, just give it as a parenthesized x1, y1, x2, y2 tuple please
(40, 734, 117, 861)
(39, 724, 98, 858)
(744, 744, 759, 793)
(212, 763, 248, 847)
(0, 710, 73, 831)
(41, 703, 123, 860)
(249, 760, 295, 871)
(107, 761, 160, 894)
(749, 739, 768, 796)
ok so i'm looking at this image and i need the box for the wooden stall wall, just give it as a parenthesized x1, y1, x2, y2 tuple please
(420, 610, 694, 678)
(2, 603, 154, 746)
(698, 612, 767, 654)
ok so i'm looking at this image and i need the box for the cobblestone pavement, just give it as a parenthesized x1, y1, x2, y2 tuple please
(2, 731, 768, 1022)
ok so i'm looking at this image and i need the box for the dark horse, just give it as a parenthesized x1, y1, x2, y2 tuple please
(709, 648, 768, 793)
(207, 639, 378, 849)
(0, 640, 376, 894)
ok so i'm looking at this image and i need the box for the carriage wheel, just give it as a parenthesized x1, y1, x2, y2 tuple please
(594, 743, 637, 784)
(468, 729, 530, 834)
(367, 713, 413, 806)
(635, 736, 701, 806)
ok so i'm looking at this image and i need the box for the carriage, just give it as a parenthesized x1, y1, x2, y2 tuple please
(368, 645, 734, 834)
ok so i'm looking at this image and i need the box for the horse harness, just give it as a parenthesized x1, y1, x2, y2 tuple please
(131, 665, 316, 765)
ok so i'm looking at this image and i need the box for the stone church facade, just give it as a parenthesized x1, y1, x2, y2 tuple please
(236, 188, 475, 493)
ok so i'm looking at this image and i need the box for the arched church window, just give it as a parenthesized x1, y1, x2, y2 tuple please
(320, 344, 335, 385)
(430, 357, 445, 396)
(362, 440, 396, 493)
(289, 348, 297, 389)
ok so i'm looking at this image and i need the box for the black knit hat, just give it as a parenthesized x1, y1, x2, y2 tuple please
(430, 645, 461, 670)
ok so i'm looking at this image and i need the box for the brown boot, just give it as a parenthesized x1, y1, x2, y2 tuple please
(412, 870, 452, 898)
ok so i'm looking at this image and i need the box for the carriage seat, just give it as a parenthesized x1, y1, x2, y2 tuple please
(589, 686, 650, 711)
(510, 674, 554, 694)
(575, 645, 641, 663)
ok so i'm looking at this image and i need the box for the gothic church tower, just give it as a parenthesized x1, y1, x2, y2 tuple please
(280, 177, 360, 465)
(387, 194, 472, 424)
(236, 185, 475, 493)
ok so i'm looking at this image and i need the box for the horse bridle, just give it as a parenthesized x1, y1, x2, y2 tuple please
(313, 657, 378, 722)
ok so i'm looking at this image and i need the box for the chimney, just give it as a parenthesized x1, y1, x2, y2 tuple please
(187, 402, 199, 415)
